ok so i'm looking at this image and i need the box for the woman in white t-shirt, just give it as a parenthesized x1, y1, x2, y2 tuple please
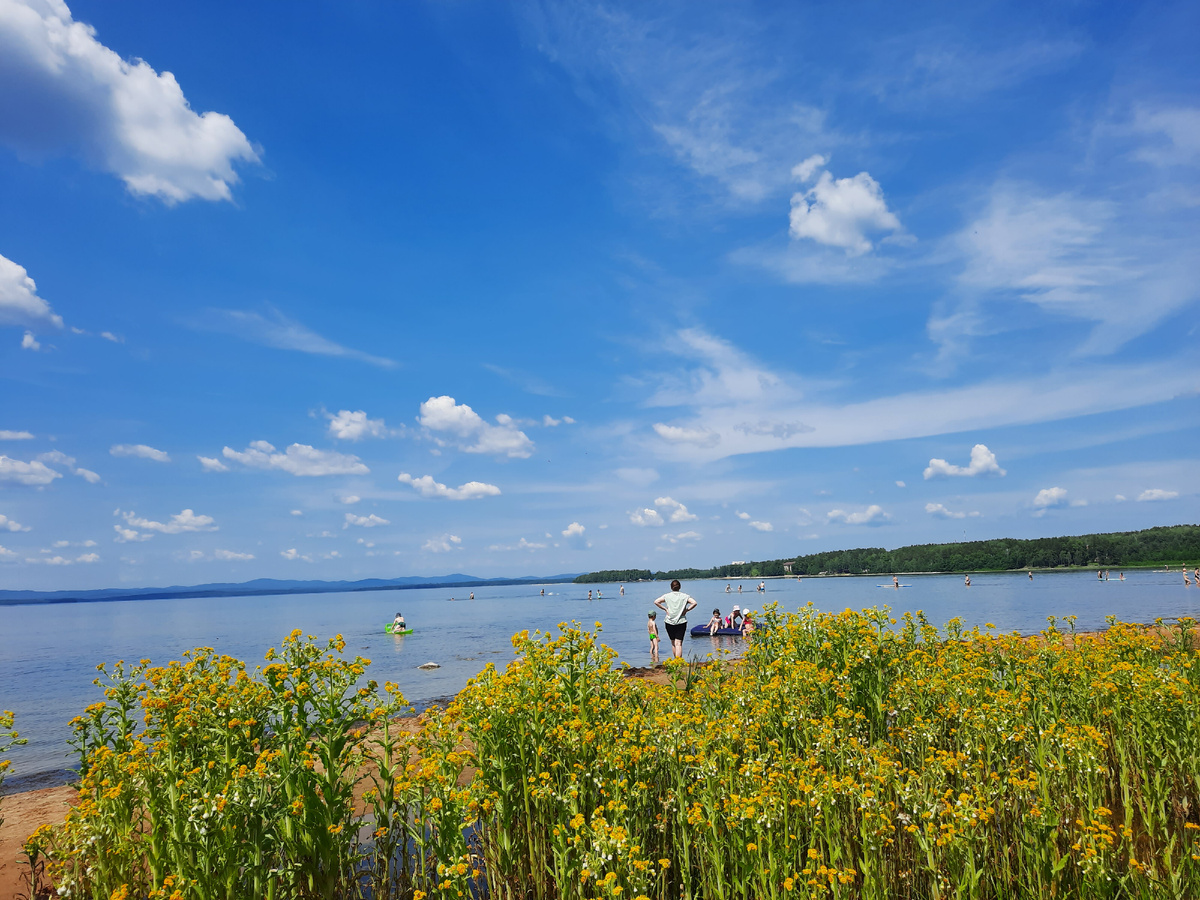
(653, 579, 697, 659)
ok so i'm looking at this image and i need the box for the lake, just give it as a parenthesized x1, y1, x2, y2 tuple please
(2, 568, 1198, 790)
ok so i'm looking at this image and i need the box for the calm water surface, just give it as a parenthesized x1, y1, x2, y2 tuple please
(3, 569, 1198, 789)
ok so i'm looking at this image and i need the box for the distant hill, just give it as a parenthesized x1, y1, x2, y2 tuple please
(0, 572, 583, 607)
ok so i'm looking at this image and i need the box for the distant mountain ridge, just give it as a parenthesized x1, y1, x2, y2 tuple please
(0, 573, 583, 606)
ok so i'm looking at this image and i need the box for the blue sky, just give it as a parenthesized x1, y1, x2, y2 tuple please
(1, 0, 1197, 589)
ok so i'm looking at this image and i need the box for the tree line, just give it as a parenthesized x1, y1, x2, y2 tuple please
(574, 524, 1200, 583)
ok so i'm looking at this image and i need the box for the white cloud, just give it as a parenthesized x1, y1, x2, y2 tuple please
(113, 524, 151, 543)
(99, 331, 121, 343)
(214, 548, 254, 561)
(289, 509, 303, 517)
(344, 512, 389, 528)
(1033, 487, 1069, 511)
(327, 409, 388, 441)
(1115, 494, 1126, 502)
(280, 548, 312, 562)
(0, 513, 30, 532)
(339, 494, 361, 505)
(222, 441, 369, 477)
(197, 455, 228, 472)
(0, 544, 15, 559)
(0, 0, 258, 203)
(655, 496, 698, 523)
(422, 533, 462, 553)
(397, 472, 502, 501)
(116, 508, 216, 535)
(562, 521, 590, 549)
(1137, 489, 1178, 502)
(198, 308, 397, 368)
(418, 396, 534, 458)
(629, 508, 664, 527)
(75, 552, 99, 563)
(925, 502, 981, 520)
(789, 167, 905, 256)
(736, 511, 751, 520)
(748, 520, 774, 532)
(21, 331, 40, 351)
(0, 430, 34, 440)
(827, 505, 890, 526)
(110, 443, 170, 463)
(663, 530, 703, 544)
(652, 423, 720, 447)
(74, 467, 100, 483)
(791, 154, 827, 182)
(0, 253, 62, 328)
(1130, 106, 1200, 168)
(895, 480, 906, 488)
(0, 455, 60, 485)
(923, 444, 1006, 479)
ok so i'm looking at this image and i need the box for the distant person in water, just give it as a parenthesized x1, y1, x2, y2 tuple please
(706, 608, 722, 635)
(892, 574, 899, 588)
(654, 579, 697, 658)
(725, 584, 732, 593)
(540, 588, 545, 595)
(392, 612, 406, 630)
(597, 589, 602, 598)
(964, 575, 971, 587)
(1119, 572, 1125, 581)
(469, 592, 474, 600)
(620, 584, 625, 595)
(588, 589, 593, 600)
(738, 584, 742, 594)
(647, 612, 659, 660)
(1028, 570, 1033, 580)
(1098, 570, 1104, 581)
(758, 581, 765, 592)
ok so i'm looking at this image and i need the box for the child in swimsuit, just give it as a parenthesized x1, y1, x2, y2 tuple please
(647, 612, 660, 657)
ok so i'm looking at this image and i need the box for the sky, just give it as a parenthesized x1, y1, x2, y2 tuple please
(0, 0, 1197, 590)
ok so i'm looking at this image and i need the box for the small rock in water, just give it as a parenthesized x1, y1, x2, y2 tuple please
(417, 661, 441, 670)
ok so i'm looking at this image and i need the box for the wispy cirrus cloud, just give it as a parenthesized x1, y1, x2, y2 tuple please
(194, 307, 397, 368)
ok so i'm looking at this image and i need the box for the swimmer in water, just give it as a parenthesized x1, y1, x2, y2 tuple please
(892, 574, 899, 589)
(964, 575, 971, 587)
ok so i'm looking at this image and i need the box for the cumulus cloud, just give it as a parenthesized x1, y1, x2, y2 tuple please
(0, 513, 30, 532)
(0, 0, 258, 203)
(339, 494, 360, 505)
(0, 430, 34, 440)
(662, 530, 703, 545)
(110, 443, 170, 463)
(748, 520, 774, 532)
(197, 455, 228, 472)
(1032, 487, 1069, 513)
(222, 441, 369, 477)
(74, 467, 100, 483)
(0, 253, 63, 329)
(653, 496, 697, 523)
(652, 423, 720, 447)
(736, 511, 751, 520)
(327, 409, 388, 441)
(1137, 489, 1178, 502)
(925, 502, 981, 519)
(789, 163, 905, 256)
(280, 548, 313, 562)
(0, 544, 16, 559)
(214, 548, 254, 561)
(422, 533, 462, 553)
(21, 331, 40, 351)
(895, 480, 906, 488)
(629, 507, 664, 527)
(0, 455, 60, 485)
(344, 512, 389, 528)
(75, 552, 99, 563)
(116, 508, 216, 536)
(924, 444, 1006, 480)
(397, 472, 502, 501)
(827, 505, 890, 526)
(418, 396, 534, 458)
(562, 521, 590, 549)
(113, 524, 151, 543)
(541, 414, 575, 427)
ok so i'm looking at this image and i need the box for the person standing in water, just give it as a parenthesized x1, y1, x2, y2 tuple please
(588, 589, 593, 600)
(892, 574, 899, 589)
(647, 612, 660, 660)
(964, 575, 971, 587)
(654, 579, 697, 659)
(469, 591, 474, 600)
(1028, 571, 1033, 580)
(620, 584, 625, 596)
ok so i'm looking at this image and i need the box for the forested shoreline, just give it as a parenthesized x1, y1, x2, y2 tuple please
(575, 524, 1200, 583)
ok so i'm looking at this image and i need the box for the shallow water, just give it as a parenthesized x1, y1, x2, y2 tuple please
(2, 568, 1198, 788)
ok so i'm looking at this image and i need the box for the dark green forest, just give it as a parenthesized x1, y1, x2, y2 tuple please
(574, 524, 1200, 583)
